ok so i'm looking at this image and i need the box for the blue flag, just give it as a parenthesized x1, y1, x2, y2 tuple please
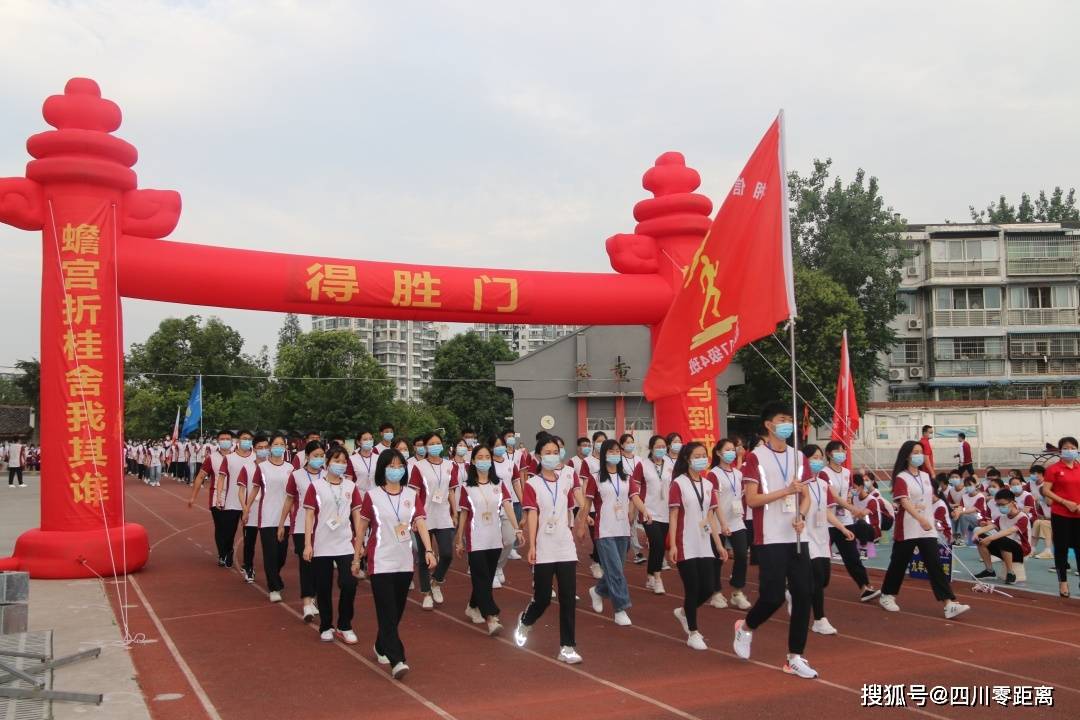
(181, 376, 202, 437)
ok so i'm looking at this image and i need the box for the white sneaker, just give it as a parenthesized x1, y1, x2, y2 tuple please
(709, 592, 728, 609)
(783, 654, 819, 679)
(392, 662, 410, 680)
(319, 629, 334, 642)
(409, 581, 415, 590)
(730, 590, 751, 610)
(812, 617, 838, 635)
(302, 603, 319, 622)
(661, 560, 672, 570)
(268, 591, 282, 603)
(613, 610, 632, 626)
(557, 646, 582, 664)
(944, 601, 970, 619)
(514, 613, 531, 647)
(465, 604, 484, 624)
(496, 569, 506, 583)
(551, 589, 557, 599)
(653, 578, 666, 595)
(374, 646, 390, 665)
(357, 570, 367, 581)
(337, 629, 358, 644)
(589, 586, 604, 613)
(590, 562, 603, 579)
(673, 607, 689, 635)
(422, 594, 434, 610)
(645, 575, 656, 590)
(487, 619, 503, 636)
(785, 589, 792, 616)
(733, 619, 753, 659)
(430, 583, 444, 604)
(879, 594, 900, 612)
(492, 576, 503, 589)
(509, 549, 522, 560)
(687, 631, 707, 650)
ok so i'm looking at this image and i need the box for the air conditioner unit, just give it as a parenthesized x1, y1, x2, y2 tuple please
(909, 367, 925, 379)
(907, 319, 923, 330)
(906, 266, 919, 277)
(888, 368, 904, 381)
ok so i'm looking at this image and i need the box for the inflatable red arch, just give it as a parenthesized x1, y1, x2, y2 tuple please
(0, 78, 722, 578)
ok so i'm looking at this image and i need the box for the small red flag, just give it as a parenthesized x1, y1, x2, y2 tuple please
(830, 329, 860, 469)
(644, 114, 795, 400)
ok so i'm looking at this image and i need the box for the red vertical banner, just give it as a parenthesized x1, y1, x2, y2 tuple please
(830, 329, 860, 469)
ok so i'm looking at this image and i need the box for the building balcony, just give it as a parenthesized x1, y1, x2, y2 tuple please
(931, 359, 1006, 377)
(1006, 308, 1078, 325)
(931, 309, 1002, 327)
(1010, 358, 1080, 375)
(927, 259, 999, 279)
(1006, 257, 1080, 275)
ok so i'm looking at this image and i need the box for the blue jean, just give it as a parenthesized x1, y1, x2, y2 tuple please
(594, 535, 631, 612)
(955, 513, 978, 543)
(148, 466, 161, 484)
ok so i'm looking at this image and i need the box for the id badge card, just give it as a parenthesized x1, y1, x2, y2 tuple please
(815, 510, 827, 528)
(913, 502, 926, 514)
(544, 519, 557, 535)
(326, 516, 341, 531)
(731, 499, 743, 517)
(699, 519, 710, 535)
(433, 491, 445, 504)
(782, 493, 797, 514)
(614, 502, 626, 520)
(481, 511, 494, 525)
(394, 523, 410, 543)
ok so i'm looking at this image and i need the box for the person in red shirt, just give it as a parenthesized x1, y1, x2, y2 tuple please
(919, 425, 936, 477)
(1041, 436, 1080, 598)
(954, 432, 973, 476)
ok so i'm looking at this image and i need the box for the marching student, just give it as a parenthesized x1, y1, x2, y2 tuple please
(802, 445, 854, 636)
(291, 431, 322, 470)
(973, 489, 1030, 584)
(879, 440, 971, 618)
(577, 439, 650, 626)
(279, 441, 326, 622)
(374, 423, 395, 455)
(349, 430, 378, 494)
(245, 433, 292, 602)
(224, 430, 257, 573)
(581, 431, 606, 578)
(189, 430, 244, 567)
(409, 436, 428, 473)
(821, 440, 880, 602)
(733, 402, 817, 679)
(454, 444, 522, 635)
(665, 432, 684, 463)
(514, 437, 583, 664)
(492, 435, 520, 585)
(617, 433, 646, 565)
(409, 432, 459, 610)
(303, 447, 363, 645)
(355, 448, 436, 680)
(1040, 437, 1080, 598)
(451, 438, 471, 481)
(639, 435, 674, 594)
(568, 437, 593, 477)
(588, 432, 607, 477)
(237, 435, 269, 583)
(667, 442, 729, 651)
(708, 438, 751, 610)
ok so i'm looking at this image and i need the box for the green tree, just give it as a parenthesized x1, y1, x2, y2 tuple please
(278, 313, 302, 353)
(12, 358, 40, 410)
(0, 375, 30, 405)
(423, 332, 515, 439)
(387, 401, 460, 443)
(970, 187, 1078, 223)
(273, 330, 395, 438)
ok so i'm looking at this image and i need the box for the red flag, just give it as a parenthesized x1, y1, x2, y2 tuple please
(171, 405, 181, 443)
(801, 403, 811, 444)
(644, 114, 795, 400)
(830, 329, 860, 469)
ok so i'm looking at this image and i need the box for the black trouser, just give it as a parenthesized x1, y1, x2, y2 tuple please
(371, 571, 412, 666)
(676, 557, 715, 632)
(313, 554, 357, 632)
(242, 525, 258, 571)
(521, 561, 576, 647)
(1051, 515, 1080, 584)
(468, 548, 502, 618)
(745, 518, 758, 565)
(882, 538, 955, 602)
(292, 533, 316, 598)
(644, 520, 668, 574)
(709, 536, 725, 593)
(829, 525, 870, 589)
(811, 556, 831, 620)
(745, 542, 812, 655)
(726, 528, 749, 589)
(260, 527, 288, 592)
(415, 528, 454, 592)
(7, 467, 23, 485)
(211, 508, 241, 563)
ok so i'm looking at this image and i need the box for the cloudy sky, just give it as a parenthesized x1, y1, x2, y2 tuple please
(1, 0, 1077, 369)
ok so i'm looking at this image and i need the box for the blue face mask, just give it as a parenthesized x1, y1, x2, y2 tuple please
(415, 446, 428, 458)
(270, 446, 286, 458)
(540, 454, 560, 470)
(493, 446, 507, 458)
(909, 454, 925, 468)
(559, 447, 567, 460)
(580, 446, 592, 457)
(308, 457, 325, 470)
(218, 440, 233, 452)
(653, 447, 668, 460)
(382, 432, 394, 443)
(965, 486, 977, 496)
(593, 442, 603, 453)
(256, 448, 270, 460)
(385, 466, 406, 483)
(996, 504, 1011, 515)
(605, 453, 622, 466)
(475, 460, 492, 473)
(456, 446, 468, 457)
(690, 457, 710, 473)
(361, 440, 374, 451)
(624, 444, 636, 454)
(773, 422, 795, 440)
(1010, 485, 1023, 495)
(506, 437, 518, 448)
(949, 477, 962, 488)
(239, 439, 252, 451)
(1062, 449, 1079, 461)
(329, 462, 347, 476)
(831, 451, 846, 465)
(427, 444, 443, 457)
(810, 459, 826, 474)
(721, 450, 737, 464)
(670, 442, 683, 454)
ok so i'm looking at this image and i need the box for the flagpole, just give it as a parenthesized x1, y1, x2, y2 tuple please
(198, 374, 203, 440)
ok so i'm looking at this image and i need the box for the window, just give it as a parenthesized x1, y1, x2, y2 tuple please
(897, 292, 917, 315)
(934, 287, 1001, 310)
(890, 340, 922, 366)
(932, 238, 998, 262)
(934, 337, 1004, 360)
(1009, 285, 1077, 309)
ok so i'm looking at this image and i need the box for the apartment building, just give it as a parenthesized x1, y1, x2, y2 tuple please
(470, 324, 581, 357)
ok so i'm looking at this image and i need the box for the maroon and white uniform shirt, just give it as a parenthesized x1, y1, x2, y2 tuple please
(228, 450, 258, 518)
(740, 445, 813, 546)
(638, 457, 674, 526)
(521, 472, 579, 564)
(823, 466, 855, 526)
(491, 455, 518, 503)
(932, 498, 951, 544)
(805, 475, 837, 559)
(994, 510, 1031, 556)
(959, 490, 990, 521)
(361, 486, 425, 574)
(348, 451, 377, 495)
(709, 465, 745, 533)
(891, 471, 939, 542)
(302, 477, 362, 558)
(286, 468, 325, 535)
(409, 459, 457, 531)
(669, 474, 719, 562)
(200, 450, 234, 510)
(248, 460, 294, 529)
(584, 472, 640, 539)
(459, 482, 512, 552)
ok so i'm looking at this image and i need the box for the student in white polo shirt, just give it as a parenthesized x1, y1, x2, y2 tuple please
(348, 430, 378, 495)
(374, 423, 395, 455)
(409, 432, 459, 610)
(189, 430, 241, 567)
(279, 441, 326, 622)
(733, 402, 817, 679)
(514, 437, 583, 664)
(303, 447, 363, 645)
(973, 489, 1031, 584)
(637, 435, 673, 595)
(491, 434, 520, 586)
(879, 440, 970, 618)
(454, 444, 522, 635)
(822, 440, 881, 602)
(245, 433, 292, 601)
(709, 438, 750, 610)
(238, 435, 269, 584)
(666, 442, 728, 651)
(801, 444, 855, 636)
(355, 448, 435, 680)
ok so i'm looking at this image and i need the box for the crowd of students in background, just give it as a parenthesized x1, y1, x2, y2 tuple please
(115, 405, 1080, 683)
(2, 439, 39, 487)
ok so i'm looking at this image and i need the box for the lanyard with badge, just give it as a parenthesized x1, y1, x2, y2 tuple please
(358, 453, 373, 482)
(325, 480, 347, 531)
(720, 468, 742, 517)
(542, 476, 561, 535)
(385, 488, 411, 543)
(689, 477, 710, 535)
(653, 460, 668, 500)
(808, 477, 826, 528)
(612, 474, 627, 521)
(430, 462, 447, 505)
(477, 483, 495, 525)
(907, 472, 927, 515)
(771, 449, 796, 514)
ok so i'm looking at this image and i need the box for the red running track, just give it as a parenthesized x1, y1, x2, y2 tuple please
(104, 475, 1078, 720)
